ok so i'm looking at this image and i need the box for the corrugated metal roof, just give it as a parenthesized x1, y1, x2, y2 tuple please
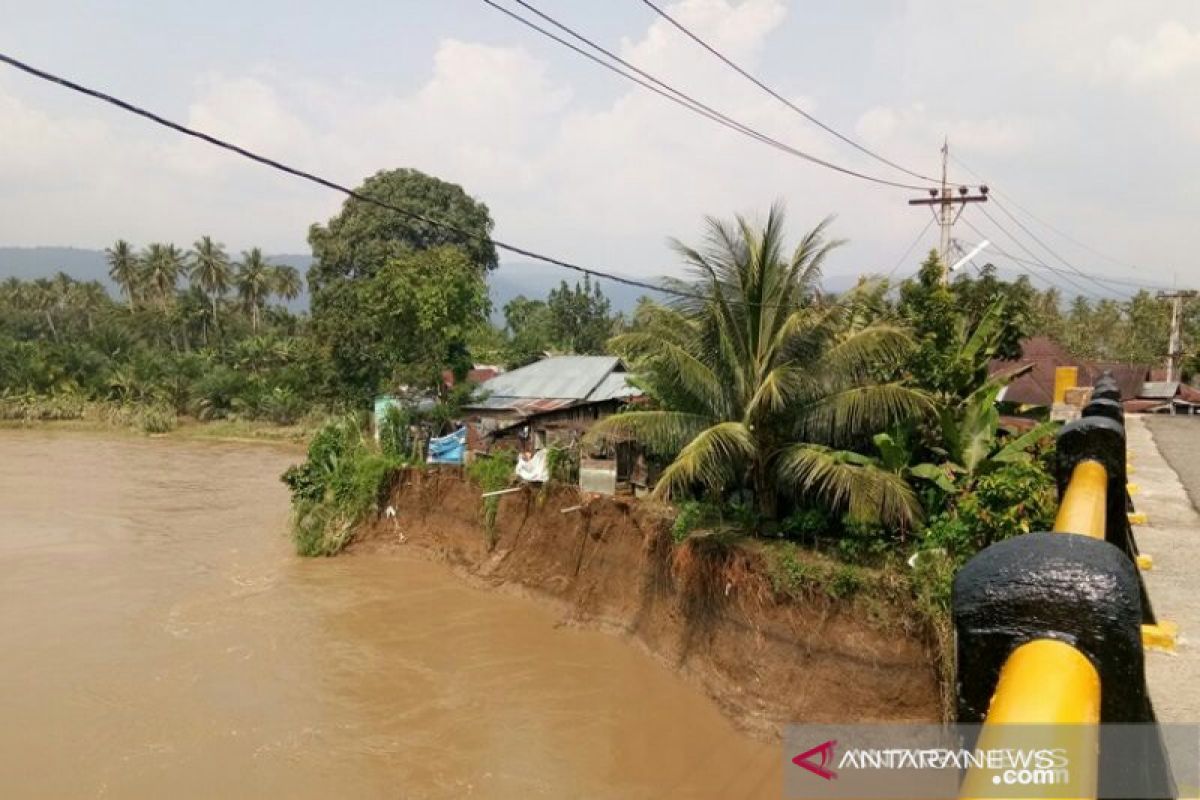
(1140, 381, 1180, 399)
(473, 356, 623, 401)
(467, 396, 575, 413)
(586, 371, 640, 402)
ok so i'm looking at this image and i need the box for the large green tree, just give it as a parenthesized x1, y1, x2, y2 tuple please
(320, 246, 488, 401)
(105, 239, 139, 311)
(235, 248, 274, 332)
(500, 275, 618, 366)
(307, 168, 498, 294)
(547, 275, 616, 354)
(898, 253, 1033, 398)
(591, 206, 929, 527)
(307, 169, 497, 401)
(141, 243, 185, 308)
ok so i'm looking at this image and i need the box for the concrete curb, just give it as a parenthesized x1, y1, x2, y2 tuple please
(1127, 415, 1200, 723)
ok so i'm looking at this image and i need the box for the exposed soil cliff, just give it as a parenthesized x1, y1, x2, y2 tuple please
(354, 468, 941, 738)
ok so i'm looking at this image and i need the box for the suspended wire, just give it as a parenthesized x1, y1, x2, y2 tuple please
(480, 0, 933, 192)
(987, 197, 1137, 295)
(951, 242, 1050, 289)
(956, 237, 1175, 291)
(976, 205, 1134, 298)
(637, 0, 951, 186)
(884, 217, 935, 279)
(0, 49, 704, 303)
(949, 153, 1147, 274)
(959, 214, 1106, 301)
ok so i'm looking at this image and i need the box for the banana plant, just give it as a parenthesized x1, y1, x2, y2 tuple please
(873, 362, 1056, 499)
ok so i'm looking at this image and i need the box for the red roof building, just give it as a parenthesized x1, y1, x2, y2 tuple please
(989, 337, 1151, 407)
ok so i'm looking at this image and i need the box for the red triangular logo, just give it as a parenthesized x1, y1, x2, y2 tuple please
(792, 739, 837, 780)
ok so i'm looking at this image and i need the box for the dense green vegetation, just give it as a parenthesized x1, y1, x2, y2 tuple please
(0, 240, 319, 431)
(586, 213, 1061, 628)
(0, 163, 1186, 584)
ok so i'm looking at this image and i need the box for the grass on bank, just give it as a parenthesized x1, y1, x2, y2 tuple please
(0, 393, 321, 442)
(281, 414, 404, 556)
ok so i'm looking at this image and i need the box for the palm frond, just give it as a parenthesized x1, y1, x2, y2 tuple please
(775, 444, 922, 529)
(651, 421, 754, 500)
(608, 332, 725, 413)
(796, 383, 934, 446)
(586, 411, 712, 456)
(817, 323, 915, 380)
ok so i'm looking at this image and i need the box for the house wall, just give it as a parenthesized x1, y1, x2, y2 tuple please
(468, 400, 624, 454)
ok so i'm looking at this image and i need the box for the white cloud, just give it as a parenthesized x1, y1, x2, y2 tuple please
(856, 104, 1059, 161)
(3, 0, 1198, 290)
(1098, 21, 1200, 85)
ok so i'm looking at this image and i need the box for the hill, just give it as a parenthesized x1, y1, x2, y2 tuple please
(0, 247, 867, 317)
(0, 248, 659, 315)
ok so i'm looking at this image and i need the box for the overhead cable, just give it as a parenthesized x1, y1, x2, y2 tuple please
(638, 0, 949, 185)
(481, 0, 934, 192)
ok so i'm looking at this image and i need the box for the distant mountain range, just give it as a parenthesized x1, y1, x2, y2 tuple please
(0, 247, 657, 316)
(0, 246, 859, 317)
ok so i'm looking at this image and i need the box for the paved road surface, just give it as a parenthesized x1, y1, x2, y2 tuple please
(1130, 415, 1200, 723)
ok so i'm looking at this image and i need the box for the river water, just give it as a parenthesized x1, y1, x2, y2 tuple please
(0, 430, 778, 798)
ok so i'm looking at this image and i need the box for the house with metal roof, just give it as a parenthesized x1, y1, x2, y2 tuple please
(1125, 381, 1200, 414)
(463, 355, 642, 453)
(989, 337, 1150, 407)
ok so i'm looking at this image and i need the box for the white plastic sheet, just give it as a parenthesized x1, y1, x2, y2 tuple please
(514, 449, 549, 482)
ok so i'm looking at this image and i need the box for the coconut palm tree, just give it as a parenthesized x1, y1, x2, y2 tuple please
(270, 264, 303, 304)
(189, 235, 232, 337)
(591, 205, 930, 528)
(141, 243, 185, 307)
(235, 248, 273, 332)
(29, 278, 58, 340)
(75, 281, 110, 332)
(105, 239, 140, 310)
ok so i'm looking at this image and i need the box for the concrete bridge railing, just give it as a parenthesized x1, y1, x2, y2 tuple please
(951, 373, 1176, 798)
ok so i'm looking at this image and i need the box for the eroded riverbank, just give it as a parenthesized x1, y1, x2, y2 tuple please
(357, 468, 942, 738)
(0, 430, 779, 798)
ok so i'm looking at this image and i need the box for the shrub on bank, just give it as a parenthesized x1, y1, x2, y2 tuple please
(465, 449, 518, 549)
(281, 415, 403, 556)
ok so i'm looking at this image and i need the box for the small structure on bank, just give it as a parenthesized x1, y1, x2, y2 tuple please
(463, 355, 644, 492)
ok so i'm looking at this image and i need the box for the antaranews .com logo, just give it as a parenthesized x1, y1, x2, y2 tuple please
(792, 739, 1070, 787)
(782, 723, 1195, 799)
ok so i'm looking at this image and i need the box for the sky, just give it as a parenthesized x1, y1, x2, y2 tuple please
(1, 0, 1199, 292)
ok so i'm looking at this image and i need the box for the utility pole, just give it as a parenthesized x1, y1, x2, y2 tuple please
(1157, 290, 1196, 382)
(907, 139, 990, 284)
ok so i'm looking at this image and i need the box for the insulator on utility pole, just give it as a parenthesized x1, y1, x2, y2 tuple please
(906, 139, 989, 284)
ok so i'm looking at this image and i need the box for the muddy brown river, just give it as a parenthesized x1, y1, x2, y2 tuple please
(0, 430, 778, 798)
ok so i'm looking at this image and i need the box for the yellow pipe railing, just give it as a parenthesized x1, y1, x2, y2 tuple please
(960, 640, 1100, 799)
(960, 460, 1108, 798)
(1054, 461, 1108, 539)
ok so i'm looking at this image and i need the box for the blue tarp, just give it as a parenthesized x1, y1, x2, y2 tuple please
(427, 427, 467, 465)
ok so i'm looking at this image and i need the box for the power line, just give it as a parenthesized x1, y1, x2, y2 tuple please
(481, 0, 933, 192)
(884, 217, 935, 279)
(637, 0, 950, 186)
(0, 49, 703, 303)
(959, 214, 1106, 301)
(976, 204, 1146, 298)
(956, 237, 1175, 291)
(949, 153, 1146, 274)
(987, 197, 1130, 296)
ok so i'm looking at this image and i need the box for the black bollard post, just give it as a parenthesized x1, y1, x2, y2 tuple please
(953, 533, 1174, 798)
